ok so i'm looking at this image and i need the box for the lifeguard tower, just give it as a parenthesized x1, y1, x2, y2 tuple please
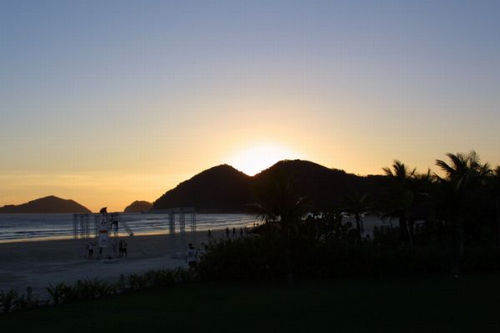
(73, 208, 133, 258)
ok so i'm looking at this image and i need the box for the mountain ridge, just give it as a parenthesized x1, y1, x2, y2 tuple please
(0, 195, 92, 214)
(153, 159, 389, 212)
(153, 164, 253, 212)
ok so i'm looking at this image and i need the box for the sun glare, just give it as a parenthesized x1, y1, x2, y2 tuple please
(227, 144, 302, 176)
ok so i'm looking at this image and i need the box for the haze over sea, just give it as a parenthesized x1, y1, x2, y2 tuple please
(0, 213, 258, 243)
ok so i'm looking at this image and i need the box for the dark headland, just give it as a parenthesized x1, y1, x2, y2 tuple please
(123, 200, 153, 213)
(0, 195, 91, 214)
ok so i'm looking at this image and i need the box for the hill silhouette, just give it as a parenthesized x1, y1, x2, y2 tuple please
(124, 200, 153, 213)
(153, 160, 389, 212)
(154, 164, 252, 212)
(0, 195, 91, 214)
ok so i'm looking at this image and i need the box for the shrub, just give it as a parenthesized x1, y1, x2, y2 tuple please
(128, 268, 191, 290)
(70, 279, 118, 301)
(46, 282, 72, 305)
(128, 273, 148, 291)
(196, 224, 500, 281)
(0, 290, 20, 313)
(196, 234, 286, 281)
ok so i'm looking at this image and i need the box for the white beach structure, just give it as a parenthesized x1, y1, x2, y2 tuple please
(150, 207, 197, 235)
(72, 208, 197, 257)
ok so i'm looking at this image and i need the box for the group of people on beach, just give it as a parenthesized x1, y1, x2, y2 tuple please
(117, 239, 128, 257)
(207, 227, 248, 239)
(82, 207, 129, 260)
(85, 238, 127, 259)
(223, 227, 247, 238)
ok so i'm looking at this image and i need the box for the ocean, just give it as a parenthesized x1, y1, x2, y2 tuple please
(0, 213, 261, 243)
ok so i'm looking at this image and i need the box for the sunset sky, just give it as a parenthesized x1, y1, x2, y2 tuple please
(1, 1, 499, 211)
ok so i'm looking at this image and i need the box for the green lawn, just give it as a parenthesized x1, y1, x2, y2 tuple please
(2, 275, 500, 332)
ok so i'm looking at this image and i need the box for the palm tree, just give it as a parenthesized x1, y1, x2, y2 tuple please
(383, 160, 416, 245)
(407, 169, 436, 242)
(343, 192, 370, 240)
(435, 151, 491, 275)
(435, 151, 491, 190)
(254, 169, 308, 284)
(383, 160, 416, 183)
(254, 171, 307, 231)
(488, 166, 500, 245)
(319, 207, 346, 240)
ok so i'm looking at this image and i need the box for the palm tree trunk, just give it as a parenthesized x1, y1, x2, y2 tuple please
(285, 245, 294, 285)
(408, 219, 415, 249)
(283, 224, 294, 285)
(496, 199, 500, 246)
(399, 215, 408, 242)
(355, 215, 362, 240)
(451, 216, 464, 277)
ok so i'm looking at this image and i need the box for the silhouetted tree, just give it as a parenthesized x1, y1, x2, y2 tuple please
(254, 170, 308, 284)
(488, 166, 500, 244)
(406, 169, 437, 243)
(382, 160, 416, 245)
(435, 151, 491, 275)
(343, 193, 370, 240)
(317, 207, 350, 240)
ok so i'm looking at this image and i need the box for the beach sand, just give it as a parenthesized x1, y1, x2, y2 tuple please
(0, 230, 225, 298)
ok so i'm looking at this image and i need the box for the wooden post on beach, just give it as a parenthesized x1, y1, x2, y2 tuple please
(190, 213, 196, 232)
(169, 212, 175, 236)
(72, 214, 77, 239)
(94, 214, 99, 238)
(79, 214, 83, 238)
(84, 214, 90, 239)
(179, 212, 185, 234)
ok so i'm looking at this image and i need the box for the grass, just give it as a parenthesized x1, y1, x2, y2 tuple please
(2, 275, 500, 332)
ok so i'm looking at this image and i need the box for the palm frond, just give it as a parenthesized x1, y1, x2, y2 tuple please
(382, 167, 393, 177)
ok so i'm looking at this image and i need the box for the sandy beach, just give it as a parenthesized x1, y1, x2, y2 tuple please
(0, 230, 225, 298)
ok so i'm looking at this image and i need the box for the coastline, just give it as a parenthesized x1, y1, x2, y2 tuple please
(0, 212, 259, 243)
(0, 229, 228, 298)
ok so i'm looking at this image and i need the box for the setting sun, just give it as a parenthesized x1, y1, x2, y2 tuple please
(227, 144, 302, 176)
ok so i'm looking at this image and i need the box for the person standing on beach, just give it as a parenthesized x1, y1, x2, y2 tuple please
(118, 239, 123, 257)
(122, 240, 128, 257)
(186, 243, 198, 267)
(86, 241, 94, 259)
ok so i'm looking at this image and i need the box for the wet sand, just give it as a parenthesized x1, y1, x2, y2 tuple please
(0, 230, 225, 298)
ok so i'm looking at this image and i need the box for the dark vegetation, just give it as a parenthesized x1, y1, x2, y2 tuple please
(0, 195, 91, 214)
(197, 151, 500, 281)
(3, 276, 500, 332)
(0, 269, 193, 313)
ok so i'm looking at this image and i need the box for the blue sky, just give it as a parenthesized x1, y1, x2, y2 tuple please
(1, 1, 499, 210)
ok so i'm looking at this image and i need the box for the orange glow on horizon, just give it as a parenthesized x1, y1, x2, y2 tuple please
(226, 143, 303, 176)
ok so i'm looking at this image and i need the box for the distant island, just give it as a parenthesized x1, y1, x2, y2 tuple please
(0, 195, 91, 214)
(124, 200, 153, 213)
(153, 159, 389, 213)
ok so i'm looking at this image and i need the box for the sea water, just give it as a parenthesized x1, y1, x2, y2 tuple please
(0, 213, 260, 242)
